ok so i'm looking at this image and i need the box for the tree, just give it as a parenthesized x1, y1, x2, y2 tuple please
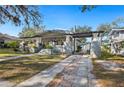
(97, 17, 124, 33)
(97, 23, 112, 32)
(0, 5, 41, 27)
(81, 5, 96, 12)
(75, 25, 92, 33)
(112, 17, 124, 28)
(97, 22, 117, 41)
(18, 26, 43, 37)
(97, 17, 124, 53)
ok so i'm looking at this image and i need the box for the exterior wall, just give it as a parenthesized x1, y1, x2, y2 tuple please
(53, 45, 64, 54)
(120, 48, 124, 56)
(0, 39, 5, 43)
(20, 35, 76, 54)
(47, 35, 74, 54)
(50, 35, 74, 54)
(82, 43, 91, 54)
(111, 31, 124, 42)
(34, 37, 42, 47)
(109, 29, 124, 55)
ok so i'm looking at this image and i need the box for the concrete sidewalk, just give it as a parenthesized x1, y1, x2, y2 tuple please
(0, 79, 15, 87)
(0, 54, 35, 62)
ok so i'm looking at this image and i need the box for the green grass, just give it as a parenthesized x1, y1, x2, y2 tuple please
(0, 48, 25, 59)
(107, 55, 124, 61)
(0, 48, 17, 54)
(0, 54, 67, 85)
(97, 49, 124, 61)
(0, 54, 22, 58)
(98, 50, 114, 60)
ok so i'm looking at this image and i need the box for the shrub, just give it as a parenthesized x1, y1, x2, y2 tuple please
(98, 50, 114, 60)
(76, 46, 82, 52)
(45, 44, 53, 49)
(5, 41, 19, 48)
(102, 44, 110, 52)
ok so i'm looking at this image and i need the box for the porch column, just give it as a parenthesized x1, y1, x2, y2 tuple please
(64, 35, 73, 54)
(74, 38, 79, 53)
(74, 37, 75, 53)
(90, 33, 101, 58)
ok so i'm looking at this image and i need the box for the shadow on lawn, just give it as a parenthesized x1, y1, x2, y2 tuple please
(0, 55, 63, 84)
(93, 62, 124, 87)
(0, 62, 57, 84)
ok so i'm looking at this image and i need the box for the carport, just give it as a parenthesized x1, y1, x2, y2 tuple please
(65, 31, 104, 58)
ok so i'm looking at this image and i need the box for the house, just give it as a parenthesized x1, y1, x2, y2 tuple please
(109, 29, 124, 55)
(20, 30, 104, 58)
(0, 33, 17, 48)
(20, 30, 74, 54)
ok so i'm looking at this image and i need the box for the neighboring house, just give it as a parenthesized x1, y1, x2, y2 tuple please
(109, 29, 124, 55)
(0, 33, 17, 48)
(0, 36, 11, 48)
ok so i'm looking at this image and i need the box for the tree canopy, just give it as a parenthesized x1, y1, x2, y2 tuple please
(18, 26, 43, 37)
(75, 25, 92, 33)
(97, 23, 112, 32)
(81, 5, 96, 12)
(97, 17, 124, 33)
(0, 5, 42, 27)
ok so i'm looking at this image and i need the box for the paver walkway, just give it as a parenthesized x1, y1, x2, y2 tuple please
(17, 55, 96, 87)
(47, 55, 95, 87)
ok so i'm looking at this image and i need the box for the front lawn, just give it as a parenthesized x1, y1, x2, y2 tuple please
(0, 48, 18, 54)
(107, 55, 124, 61)
(93, 55, 124, 87)
(0, 54, 67, 86)
(0, 48, 24, 59)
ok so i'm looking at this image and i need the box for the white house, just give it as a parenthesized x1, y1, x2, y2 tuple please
(109, 29, 124, 55)
(20, 31, 75, 54)
(20, 30, 104, 58)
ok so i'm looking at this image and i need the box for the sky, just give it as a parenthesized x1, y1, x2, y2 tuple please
(1, 5, 124, 37)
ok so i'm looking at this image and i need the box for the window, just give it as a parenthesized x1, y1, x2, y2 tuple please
(113, 31, 119, 38)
